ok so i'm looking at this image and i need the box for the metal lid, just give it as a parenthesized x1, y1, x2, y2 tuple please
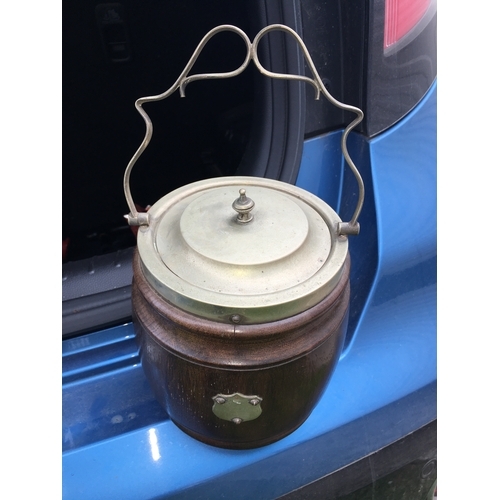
(137, 176, 348, 324)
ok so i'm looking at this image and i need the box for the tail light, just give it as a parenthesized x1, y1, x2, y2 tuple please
(384, 0, 436, 54)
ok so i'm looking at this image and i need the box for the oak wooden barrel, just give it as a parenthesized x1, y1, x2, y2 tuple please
(129, 176, 352, 449)
(132, 250, 350, 449)
(121, 22, 366, 450)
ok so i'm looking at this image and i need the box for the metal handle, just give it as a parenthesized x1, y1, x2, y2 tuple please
(124, 24, 364, 236)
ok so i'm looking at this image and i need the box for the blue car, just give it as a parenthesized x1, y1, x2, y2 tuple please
(63, 0, 436, 498)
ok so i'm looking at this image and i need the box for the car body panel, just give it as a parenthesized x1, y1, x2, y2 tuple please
(62, 81, 436, 499)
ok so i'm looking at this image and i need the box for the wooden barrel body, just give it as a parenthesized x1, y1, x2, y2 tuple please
(132, 250, 350, 449)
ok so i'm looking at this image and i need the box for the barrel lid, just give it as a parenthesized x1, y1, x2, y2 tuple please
(136, 176, 348, 324)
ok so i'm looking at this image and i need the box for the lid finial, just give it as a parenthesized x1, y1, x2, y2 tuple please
(232, 188, 255, 224)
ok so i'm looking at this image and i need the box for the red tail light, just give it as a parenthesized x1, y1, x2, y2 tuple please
(384, 0, 432, 50)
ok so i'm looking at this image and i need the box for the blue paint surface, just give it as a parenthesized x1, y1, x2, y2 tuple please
(63, 83, 436, 500)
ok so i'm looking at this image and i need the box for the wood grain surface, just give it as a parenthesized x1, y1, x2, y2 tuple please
(132, 249, 350, 449)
